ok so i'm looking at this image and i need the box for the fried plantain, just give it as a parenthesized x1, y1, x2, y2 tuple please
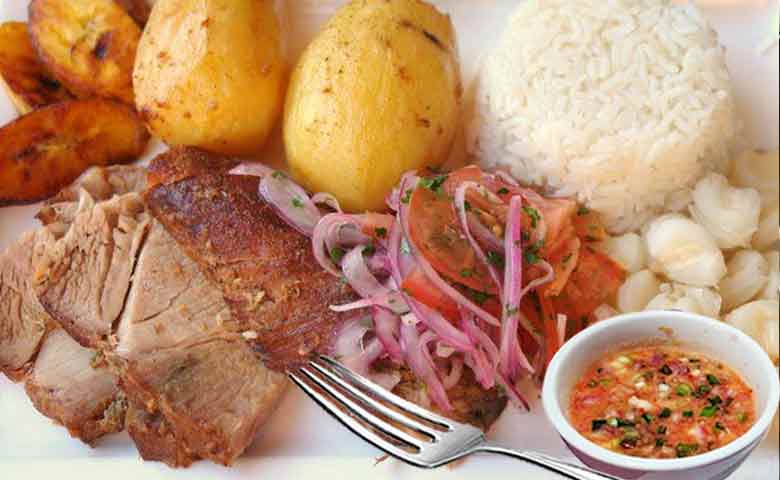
(28, 0, 141, 104)
(115, 0, 152, 26)
(0, 22, 72, 114)
(0, 99, 149, 206)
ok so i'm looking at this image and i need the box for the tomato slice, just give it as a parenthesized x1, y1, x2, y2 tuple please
(361, 212, 395, 240)
(408, 182, 498, 293)
(401, 267, 502, 322)
(555, 245, 626, 321)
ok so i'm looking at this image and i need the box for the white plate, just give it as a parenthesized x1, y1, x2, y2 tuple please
(1, 1, 778, 479)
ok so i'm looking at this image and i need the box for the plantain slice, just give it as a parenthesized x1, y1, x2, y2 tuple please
(115, 0, 152, 26)
(0, 22, 72, 114)
(28, 0, 141, 104)
(0, 99, 150, 206)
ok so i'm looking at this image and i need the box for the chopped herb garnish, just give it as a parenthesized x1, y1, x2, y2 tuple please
(659, 364, 673, 375)
(291, 197, 304, 208)
(577, 206, 590, 216)
(737, 412, 748, 423)
(522, 206, 541, 228)
(592, 419, 607, 431)
(363, 245, 376, 256)
(676, 383, 693, 397)
(696, 384, 712, 397)
(487, 251, 505, 268)
(659, 408, 672, 418)
(464, 200, 473, 212)
(272, 171, 286, 179)
(497, 187, 510, 195)
(700, 405, 718, 417)
(374, 227, 388, 238)
(401, 189, 412, 204)
(617, 419, 635, 427)
(683, 410, 694, 418)
(642, 413, 654, 424)
(676, 443, 699, 458)
(418, 175, 448, 193)
(607, 418, 619, 428)
(460, 268, 474, 278)
(657, 426, 667, 434)
(562, 253, 573, 264)
(505, 305, 519, 316)
(329, 247, 346, 264)
(467, 289, 489, 305)
(715, 422, 726, 431)
(655, 438, 665, 448)
(708, 395, 723, 406)
(707, 374, 721, 385)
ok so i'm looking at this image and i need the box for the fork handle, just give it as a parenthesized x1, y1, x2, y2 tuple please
(472, 444, 623, 480)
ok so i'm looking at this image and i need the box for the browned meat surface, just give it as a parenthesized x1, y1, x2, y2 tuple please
(119, 338, 287, 466)
(34, 193, 151, 348)
(25, 329, 125, 444)
(373, 360, 507, 432)
(0, 229, 55, 380)
(146, 173, 357, 371)
(125, 400, 194, 467)
(147, 147, 238, 188)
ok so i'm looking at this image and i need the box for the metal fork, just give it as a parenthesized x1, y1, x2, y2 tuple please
(290, 356, 621, 480)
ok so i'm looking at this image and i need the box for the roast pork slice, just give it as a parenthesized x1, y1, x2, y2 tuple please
(115, 222, 239, 359)
(120, 338, 287, 467)
(34, 193, 151, 349)
(0, 229, 56, 380)
(24, 329, 125, 444)
(145, 173, 357, 371)
(125, 400, 193, 467)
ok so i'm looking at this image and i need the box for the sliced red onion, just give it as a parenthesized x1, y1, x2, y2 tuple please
(312, 192, 343, 213)
(342, 246, 387, 298)
(329, 291, 406, 315)
(442, 355, 464, 390)
(494, 170, 520, 187)
(406, 298, 474, 353)
(400, 323, 452, 411)
(340, 338, 400, 391)
(467, 214, 503, 252)
(373, 307, 403, 361)
(396, 176, 501, 327)
(460, 312, 498, 390)
(499, 196, 535, 381)
(454, 181, 504, 296)
(230, 162, 275, 177)
(259, 173, 322, 236)
(331, 316, 372, 359)
(313, 214, 372, 276)
(556, 314, 568, 349)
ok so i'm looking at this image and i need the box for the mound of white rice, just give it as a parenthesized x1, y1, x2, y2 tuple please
(471, 0, 740, 233)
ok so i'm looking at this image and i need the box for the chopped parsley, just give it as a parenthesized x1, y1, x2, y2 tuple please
(330, 247, 346, 264)
(676, 383, 693, 397)
(524, 240, 545, 265)
(715, 422, 726, 431)
(374, 227, 388, 238)
(577, 206, 590, 216)
(657, 426, 667, 434)
(497, 187, 510, 195)
(659, 408, 672, 418)
(522, 206, 541, 228)
(272, 171, 286, 179)
(460, 268, 474, 278)
(401, 189, 412, 204)
(642, 413, 654, 424)
(659, 364, 673, 375)
(700, 405, 718, 418)
(707, 374, 721, 385)
(683, 410, 694, 418)
(400, 238, 411, 255)
(487, 251, 505, 268)
(291, 197, 304, 208)
(418, 175, 448, 193)
(676, 443, 699, 458)
(592, 419, 607, 431)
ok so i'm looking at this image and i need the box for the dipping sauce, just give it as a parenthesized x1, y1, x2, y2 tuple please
(569, 346, 755, 459)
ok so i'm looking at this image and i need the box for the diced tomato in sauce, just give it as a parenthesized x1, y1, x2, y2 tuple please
(569, 346, 755, 459)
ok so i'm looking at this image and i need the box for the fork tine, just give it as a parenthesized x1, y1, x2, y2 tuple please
(291, 367, 431, 463)
(316, 356, 453, 428)
(307, 359, 440, 439)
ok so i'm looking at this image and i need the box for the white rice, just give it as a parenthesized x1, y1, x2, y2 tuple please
(470, 0, 740, 233)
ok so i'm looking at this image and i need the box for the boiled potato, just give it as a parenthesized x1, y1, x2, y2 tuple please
(29, 0, 141, 104)
(134, 0, 286, 156)
(0, 22, 72, 114)
(284, 0, 462, 212)
(0, 99, 149, 205)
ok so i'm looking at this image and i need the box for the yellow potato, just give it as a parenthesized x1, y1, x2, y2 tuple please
(284, 0, 462, 213)
(134, 0, 286, 156)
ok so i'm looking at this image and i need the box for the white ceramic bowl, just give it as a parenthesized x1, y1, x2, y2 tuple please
(542, 311, 780, 480)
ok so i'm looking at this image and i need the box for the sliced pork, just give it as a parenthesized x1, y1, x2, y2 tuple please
(145, 172, 357, 370)
(0, 229, 56, 380)
(25, 329, 125, 444)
